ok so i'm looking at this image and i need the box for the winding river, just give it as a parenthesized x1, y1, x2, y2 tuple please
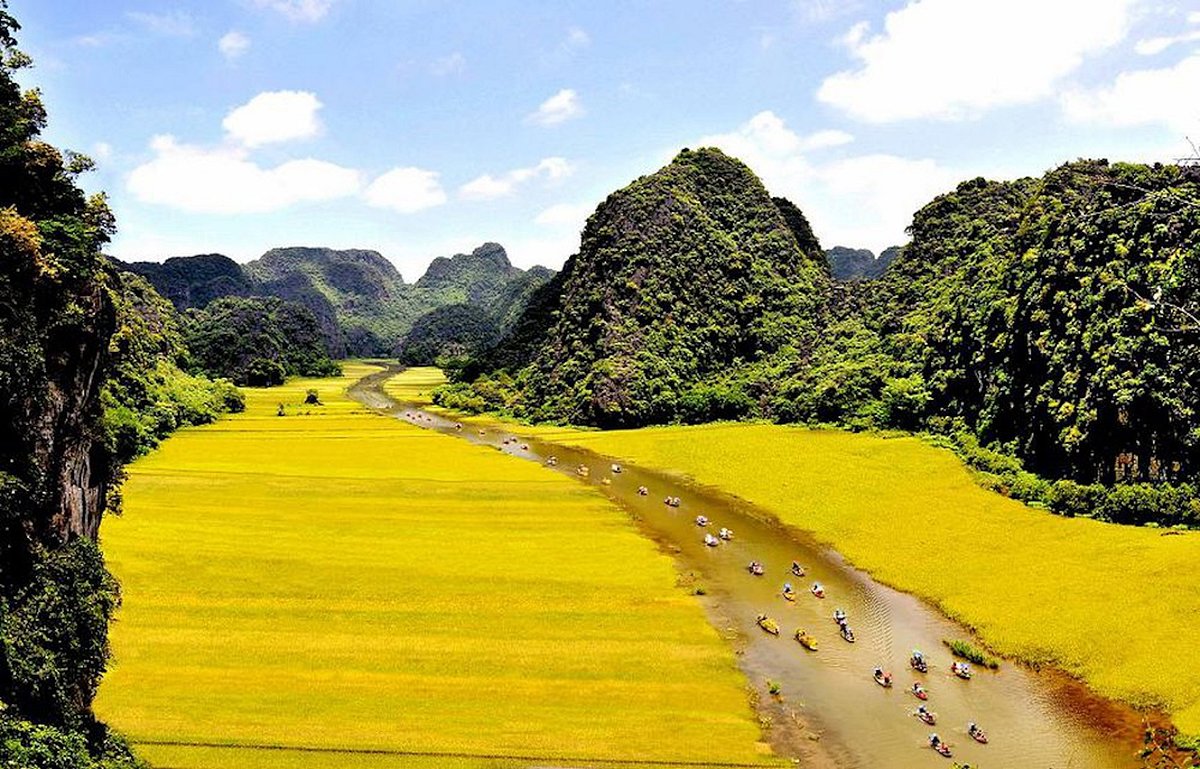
(351, 367, 1148, 769)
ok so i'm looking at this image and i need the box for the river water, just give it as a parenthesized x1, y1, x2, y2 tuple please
(350, 369, 1146, 769)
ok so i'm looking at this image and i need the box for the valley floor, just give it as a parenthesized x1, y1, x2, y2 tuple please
(95, 363, 776, 769)
(394, 367, 1200, 742)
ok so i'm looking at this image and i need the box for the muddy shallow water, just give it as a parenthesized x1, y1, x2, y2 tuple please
(351, 369, 1148, 769)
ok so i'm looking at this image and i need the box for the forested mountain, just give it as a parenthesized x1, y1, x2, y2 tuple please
(825, 245, 901, 280)
(124, 243, 554, 357)
(182, 296, 340, 386)
(878, 162, 1200, 488)
(442, 148, 831, 426)
(441, 151, 1200, 526)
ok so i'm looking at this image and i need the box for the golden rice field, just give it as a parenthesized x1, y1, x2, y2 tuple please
(524, 422, 1200, 739)
(95, 363, 776, 769)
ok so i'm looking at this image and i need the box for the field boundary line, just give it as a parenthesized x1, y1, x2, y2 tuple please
(134, 739, 779, 767)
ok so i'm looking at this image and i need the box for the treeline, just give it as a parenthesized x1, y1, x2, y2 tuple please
(439, 149, 1200, 527)
(0, 6, 331, 765)
(0, 5, 149, 765)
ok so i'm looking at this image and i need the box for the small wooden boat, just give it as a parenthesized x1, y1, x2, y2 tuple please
(967, 723, 988, 744)
(840, 625, 855, 643)
(746, 561, 764, 576)
(637, 486, 648, 496)
(931, 739, 952, 758)
(916, 708, 937, 726)
(718, 527, 733, 541)
(547, 456, 558, 466)
(811, 583, 825, 599)
(873, 669, 893, 688)
(794, 629, 819, 651)
(611, 463, 622, 474)
(791, 562, 806, 577)
(756, 614, 780, 635)
(782, 588, 797, 602)
(911, 651, 929, 673)
(951, 662, 972, 680)
(695, 515, 709, 527)
(704, 533, 720, 547)
(576, 465, 590, 477)
(911, 683, 929, 700)
(833, 608, 847, 625)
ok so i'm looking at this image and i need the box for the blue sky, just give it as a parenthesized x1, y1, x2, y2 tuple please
(10, 0, 1200, 277)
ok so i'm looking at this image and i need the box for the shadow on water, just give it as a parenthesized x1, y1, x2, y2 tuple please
(350, 367, 1152, 769)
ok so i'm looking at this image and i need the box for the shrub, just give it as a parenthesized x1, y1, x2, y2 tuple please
(943, 639, 1000, 669)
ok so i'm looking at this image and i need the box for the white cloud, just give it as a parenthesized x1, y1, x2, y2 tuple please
(127, 10, 197, 37)
(218, 31, 251, 60)
(459, 157, 574, 201)
(1134, 30, 1200, 56)
(92, 142, 113, 162)
(223, 91, 322, 147)
(459, 174, 512, 200)
(127, 135, 361, 214)
(1062, 52, 1200, 135)
(818, 0, 1137, 122)
(364, 167, 447, 213)
(430, 52, 466, 76)
(253, 0, 337, 22)
(558, 26, 590, 55)
(526, 88, 583, 126)
(697, 111, 959, 252)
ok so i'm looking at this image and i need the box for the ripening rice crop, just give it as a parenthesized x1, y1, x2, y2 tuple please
(545, 422, 1200, 738)
(96, 363, 775, 769)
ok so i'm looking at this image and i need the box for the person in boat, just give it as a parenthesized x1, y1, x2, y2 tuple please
(918, 705, 930, 716)
(791, 561, 805, 576)
(874, 667, 884, 679)
(783, 582, 793, 594)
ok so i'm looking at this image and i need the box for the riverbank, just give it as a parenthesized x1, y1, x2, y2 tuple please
(391, 367, 1200, 743)
(95, 363, 777, 769)
(543, 421, 1200, 741)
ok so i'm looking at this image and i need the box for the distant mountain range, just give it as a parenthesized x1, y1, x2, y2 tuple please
(121, 243, 554, 357)
(824, 245, 902, 281)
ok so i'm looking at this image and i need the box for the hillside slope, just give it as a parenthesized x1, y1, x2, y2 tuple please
(454, 148, 831, 427)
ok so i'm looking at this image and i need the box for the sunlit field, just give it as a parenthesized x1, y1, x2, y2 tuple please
(96, 363, 775, 769)
(528, 422, 1200, 738)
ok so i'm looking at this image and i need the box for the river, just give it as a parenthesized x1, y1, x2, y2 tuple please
(350, 367, 1147, 769)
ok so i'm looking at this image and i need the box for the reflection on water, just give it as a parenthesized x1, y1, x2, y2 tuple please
(352, 370, 1144, 769)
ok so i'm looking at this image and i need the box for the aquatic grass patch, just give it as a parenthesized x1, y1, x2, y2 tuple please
(95, 363, 776, 768)
(547, 422, 1200, 739)
(943, 639, 1000, 670)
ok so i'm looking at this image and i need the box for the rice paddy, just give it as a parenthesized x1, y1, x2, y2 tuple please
(95, 363, 776, 769)
(518, 421, 1200, 739)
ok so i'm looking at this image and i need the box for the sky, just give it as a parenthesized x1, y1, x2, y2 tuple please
(10, 0, 1200, 278)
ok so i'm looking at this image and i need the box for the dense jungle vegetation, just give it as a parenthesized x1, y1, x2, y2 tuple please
(439, 150, 1200, 527)
(0, 8, 238, 765)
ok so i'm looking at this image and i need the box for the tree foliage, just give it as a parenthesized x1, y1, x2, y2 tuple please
(449, 152, 1200, 526)
(182, 296, 341, 386)
(0, 4, 148, 765)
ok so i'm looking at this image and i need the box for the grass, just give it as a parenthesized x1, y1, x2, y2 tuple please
(540, 422, 1200, 737)
(95, 363, 777, 769)
(943, 639, 1001, 669)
